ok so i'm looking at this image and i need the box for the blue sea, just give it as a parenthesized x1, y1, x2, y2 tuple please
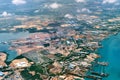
(0, 32, 29, 62)
(98, 33, 120, 80)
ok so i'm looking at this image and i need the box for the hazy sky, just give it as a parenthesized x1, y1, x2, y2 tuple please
(0, 0, 119, 16)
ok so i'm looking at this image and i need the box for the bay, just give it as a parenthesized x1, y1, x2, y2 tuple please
(0, 32, 29, 62)
(98, 33, 120, 80)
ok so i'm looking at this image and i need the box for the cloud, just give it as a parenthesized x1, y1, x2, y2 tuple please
(12, 0, 26, 5)
(76, 8, 91, 13)
(77, 9, 81, 13)
(64, 14, 73, 19)
(44, 3, 62, 9)
(1, 11, 12, 17)
(115, 3, 120, 5)
(75, 0, 86, 3)
(102, 0, 117, 4)
(81, 8, 91, 13)
(34, 10, 39, 13)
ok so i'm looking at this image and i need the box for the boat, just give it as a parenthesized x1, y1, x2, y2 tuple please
(86, 75, 102, 80)
(91, 71, 109, 77)
(97, 62, 108, 66)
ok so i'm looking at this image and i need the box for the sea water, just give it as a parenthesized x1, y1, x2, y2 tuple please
(98, 33, 120, 80)
(0, 32, 29, 62)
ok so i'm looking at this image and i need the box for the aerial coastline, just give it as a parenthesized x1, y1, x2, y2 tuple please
(0, 0, 120, 80)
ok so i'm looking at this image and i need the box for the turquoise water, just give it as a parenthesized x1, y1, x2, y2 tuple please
(98, 33, 120, 80)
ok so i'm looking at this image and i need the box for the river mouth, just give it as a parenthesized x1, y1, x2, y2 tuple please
(98, 33, 120, 80)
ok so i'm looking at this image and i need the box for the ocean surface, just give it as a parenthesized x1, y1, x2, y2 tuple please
(98, 33, 120, 80)
(0, 32, 29, 62)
